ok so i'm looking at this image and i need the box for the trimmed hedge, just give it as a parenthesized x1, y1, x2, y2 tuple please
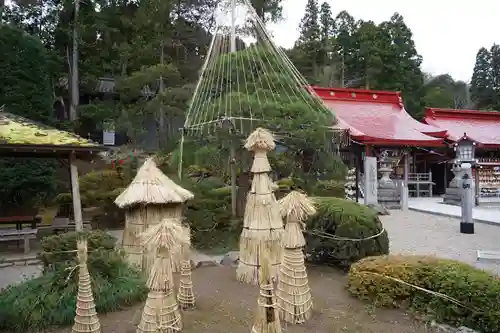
(304, 197, 389, 269)
(0, 231, 148, 332)
(347, 255, 500, 333)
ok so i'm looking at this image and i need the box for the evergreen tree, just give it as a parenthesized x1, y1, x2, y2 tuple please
(489, 44, 500, 109)
(250, 0, 284, 22)
(292, 0, 321, 82)
(379, 13, 424, 116)
(318, 2, 334, 66)
(0, 25, 57, 209)
(332, 10, 358, 87)
(352, 20, 389, 89)
(470, 47, 494, 109)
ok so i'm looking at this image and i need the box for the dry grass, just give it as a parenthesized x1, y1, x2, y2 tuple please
(45, 266, 436, 333)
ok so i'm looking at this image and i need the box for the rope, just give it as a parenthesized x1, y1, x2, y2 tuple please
(305, 227, 386, 242)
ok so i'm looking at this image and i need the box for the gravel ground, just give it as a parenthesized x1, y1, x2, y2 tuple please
(381, 210, 500, 275)
(45, 266, 434, 333)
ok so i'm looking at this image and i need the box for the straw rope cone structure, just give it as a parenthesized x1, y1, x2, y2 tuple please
(136, 219, 190, 333)
(276, 191, 316, 324)
(251, 251, 282, 333)
(72, 239, 101, 333)
(177, 225, 196, 309)
(237, 128, 284, 285)
(115, 157, 194, 273)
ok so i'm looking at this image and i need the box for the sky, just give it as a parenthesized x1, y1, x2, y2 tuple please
(267, 0, 500, 83)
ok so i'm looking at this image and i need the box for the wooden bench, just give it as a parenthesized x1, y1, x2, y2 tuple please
(0, 216, 41, 230)
(0, 228, 38, 253)
(38, 217, 92, 234)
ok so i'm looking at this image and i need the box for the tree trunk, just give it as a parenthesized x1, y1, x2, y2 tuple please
(69, 0, 79, 121)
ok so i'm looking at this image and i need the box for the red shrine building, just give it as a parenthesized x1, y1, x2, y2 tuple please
(311, 86, 500, 204)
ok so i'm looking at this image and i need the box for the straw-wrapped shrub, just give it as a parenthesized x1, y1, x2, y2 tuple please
(304, 197, 389, 269)
(347, 255, 500, 333)
(0, 231, 148, 332)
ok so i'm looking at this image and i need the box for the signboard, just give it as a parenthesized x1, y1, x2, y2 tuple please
(364, 157, 378, 205)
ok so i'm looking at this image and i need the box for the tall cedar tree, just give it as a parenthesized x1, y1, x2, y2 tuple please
(489, 44, 500, 109)
(470, 47, 494, 109)
(379, 13, 424, 116)
(295, 0, 321, 82)
(332, 10, 357, 87)
(318, 2, 334, 66)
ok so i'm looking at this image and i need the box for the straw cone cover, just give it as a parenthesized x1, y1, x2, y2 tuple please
(278, 191, 316, 223)
(237, 127, 283, 285)
(244, 127, 276, 152)
(72, 239, 101, 333)
(115, 157, 193, 208)
(276, 191, 314, 324)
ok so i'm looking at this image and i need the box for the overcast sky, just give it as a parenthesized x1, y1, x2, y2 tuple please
(267, 0, 499, 83)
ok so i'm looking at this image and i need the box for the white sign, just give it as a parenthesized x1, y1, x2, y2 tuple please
(103, 131, 115, 146)
(364, 157, 378, 205)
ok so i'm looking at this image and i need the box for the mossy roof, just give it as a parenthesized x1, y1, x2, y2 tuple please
(0, 111, 97, 146)
(0, 110, 107, 158)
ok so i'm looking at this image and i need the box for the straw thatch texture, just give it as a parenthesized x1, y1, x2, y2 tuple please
(251, 251, 282, 333)
(122, 205, 184, 273)
(276, 191, 315, 324)
(237, 128, 283, 285)
(177, 226, 195, 310)
(115, 157, 194, 208)
(116, 157, 192, 274)
(136, 220, 190, 333)
(278, 191, 316, 248)
(72, 239, 101, 333)
(276, 249, 312, 324)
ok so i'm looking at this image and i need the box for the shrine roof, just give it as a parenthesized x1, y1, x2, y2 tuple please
(312, 86, 445, 147)
(423, 108, 500, 147)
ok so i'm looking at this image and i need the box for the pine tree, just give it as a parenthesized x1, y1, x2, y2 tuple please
(470, 47, 494, 109)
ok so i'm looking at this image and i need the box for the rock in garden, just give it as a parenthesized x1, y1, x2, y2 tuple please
(431, 322, 480, 333)
(220, 251, 239, 267)
(367, 203, 390, 215)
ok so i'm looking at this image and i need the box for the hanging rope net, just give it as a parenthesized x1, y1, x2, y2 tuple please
(178, 0, 334, 175)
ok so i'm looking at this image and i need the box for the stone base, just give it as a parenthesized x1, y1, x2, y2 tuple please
(443, 187, 461, 206)
(378, 188, 401, 209)
(460, 222, 474, 234)
(378, 199, 401, 209)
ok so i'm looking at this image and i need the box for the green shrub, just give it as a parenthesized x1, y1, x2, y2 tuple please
(0, 231, 148, 332)
(39, 230, 116, 269)
(347, 255, 500, 333)
(183, 177, 240, 251)
(304, 197, 389, 269)
(57, 170, 127, 228)
(312, 180, 345, 197)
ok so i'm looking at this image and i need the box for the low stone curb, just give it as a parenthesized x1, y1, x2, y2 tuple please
(409, 207, 500, 227)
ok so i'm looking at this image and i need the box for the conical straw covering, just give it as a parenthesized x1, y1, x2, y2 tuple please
(251, 251, 281, 333)
(72, 239, 101, 333)
(279, 191, 315, 249)
(244, 127, 276, 152)
(140, 218, 190, 257)
(279, 191, 316, 222)
(115, 157, 194, 208)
